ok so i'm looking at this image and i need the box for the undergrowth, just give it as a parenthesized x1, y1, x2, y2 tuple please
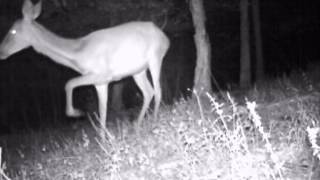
(0, 71, 320, 180)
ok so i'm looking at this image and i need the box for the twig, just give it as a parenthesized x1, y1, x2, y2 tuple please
(0, 147, 11, 180)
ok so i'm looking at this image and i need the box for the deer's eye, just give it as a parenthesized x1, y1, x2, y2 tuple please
(10, 29, 17, 35)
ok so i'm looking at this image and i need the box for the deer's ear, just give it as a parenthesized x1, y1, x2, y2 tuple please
(22, 0, 42, 21)
(32, 0, 42, 19)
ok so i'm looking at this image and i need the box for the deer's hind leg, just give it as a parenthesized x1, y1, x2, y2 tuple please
(133, 70, 154, 126)
(149, 57, 163, 121)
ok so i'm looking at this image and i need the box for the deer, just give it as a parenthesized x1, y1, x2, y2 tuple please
(0, 0, 170, 139)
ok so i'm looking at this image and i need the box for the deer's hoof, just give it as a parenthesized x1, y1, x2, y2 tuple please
(66, 109, 84, 117)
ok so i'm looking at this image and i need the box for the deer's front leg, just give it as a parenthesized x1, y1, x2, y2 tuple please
(94, 84, 109, 140)
(64, 74, 112, 118)
(65, 79, 84, 117)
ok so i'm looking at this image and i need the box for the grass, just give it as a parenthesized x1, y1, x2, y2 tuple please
(0, 69, 320, 180)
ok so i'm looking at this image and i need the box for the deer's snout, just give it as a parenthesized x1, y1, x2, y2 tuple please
(0, 51, 9, 60)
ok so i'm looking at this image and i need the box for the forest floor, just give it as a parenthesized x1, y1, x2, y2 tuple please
(1, 67, 320, 180)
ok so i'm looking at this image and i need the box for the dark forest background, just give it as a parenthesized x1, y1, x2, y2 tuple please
(0, 0, 319, 133)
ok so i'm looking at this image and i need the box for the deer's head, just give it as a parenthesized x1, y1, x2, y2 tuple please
(0, 0, 42, 59)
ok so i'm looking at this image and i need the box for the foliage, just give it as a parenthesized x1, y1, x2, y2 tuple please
(43, 0, 174, 26)
(1, 70, 320, 179)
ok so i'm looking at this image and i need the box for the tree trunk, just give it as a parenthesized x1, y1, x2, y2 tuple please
(189, 0, 212, 93)
(252, 0, 264, 82)
(111, 82, 124, 111)
(240, 0, 251, 88)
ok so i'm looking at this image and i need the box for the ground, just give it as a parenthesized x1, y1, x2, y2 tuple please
(0, 68, 320, 180)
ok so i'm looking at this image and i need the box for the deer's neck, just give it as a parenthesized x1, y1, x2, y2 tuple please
(29, 22, 84, 72)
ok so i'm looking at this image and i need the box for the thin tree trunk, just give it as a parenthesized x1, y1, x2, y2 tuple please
(189, 0, 212, 93)
(240, 0, 251, 88)
(252, 0, 264, 81)
(111, 82, 124, 111)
